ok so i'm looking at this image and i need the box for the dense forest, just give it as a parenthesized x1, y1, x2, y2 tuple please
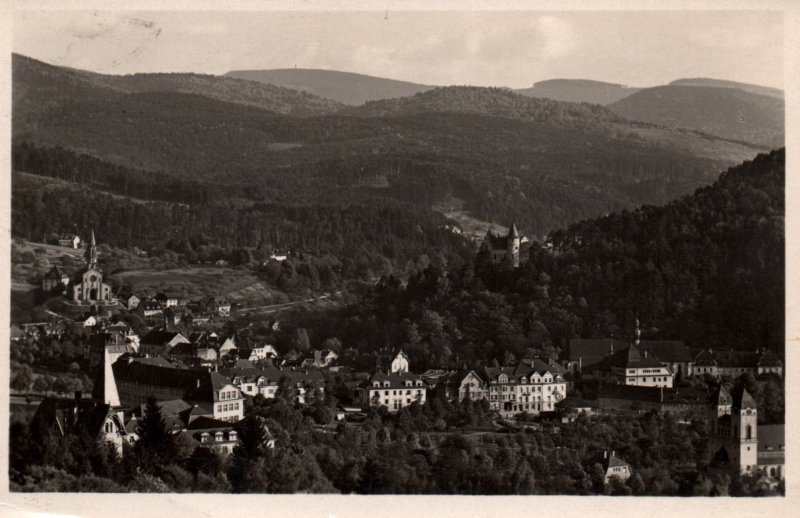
(293, 149, 784, 369)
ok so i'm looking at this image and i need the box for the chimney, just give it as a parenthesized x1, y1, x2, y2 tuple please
(660, 386, 664, 403)
(196, 379, 200, 389)
(604, 451, 608, 459)
(644, 350, 648, 359)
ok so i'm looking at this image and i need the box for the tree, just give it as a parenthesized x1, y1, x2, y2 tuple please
(134, 397, 178, 474)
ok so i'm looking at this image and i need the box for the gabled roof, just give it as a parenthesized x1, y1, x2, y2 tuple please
(568, 339, 626, 362)
(638, 340, 692, 363)
(730, 385, 757, 410)
(758, 350, 783, 367)
(141, 329, 185, 345)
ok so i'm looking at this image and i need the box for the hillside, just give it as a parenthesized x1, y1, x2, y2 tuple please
(340, 86, 625, 127)
(608, 85, 784, 147)
(316, 149, 784, 370)
(13, 54, 343, 117)
(670, 78, 783, 99)
(12, 57, 770, 279)
(225, 68, 433, 105)
(515, 79, 643, 105)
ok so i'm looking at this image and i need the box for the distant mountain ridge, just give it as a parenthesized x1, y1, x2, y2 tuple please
(515, 79, 643, 105)
(225, 68, 434, 105)
(13, 54, 343, 116)
(669, 78, 783, 99)
(608, 85, 784, 148)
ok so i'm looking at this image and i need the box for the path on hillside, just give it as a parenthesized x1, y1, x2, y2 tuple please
(236, 291, 342, 315)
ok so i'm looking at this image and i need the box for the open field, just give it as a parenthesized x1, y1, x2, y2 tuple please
(111, 266, 288, 304)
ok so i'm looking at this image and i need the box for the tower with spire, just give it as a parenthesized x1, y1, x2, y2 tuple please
(85, 229, 98, 268)
(506, 223, 521, 268)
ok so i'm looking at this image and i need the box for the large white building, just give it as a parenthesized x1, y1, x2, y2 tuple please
(459, 359, 568, 418)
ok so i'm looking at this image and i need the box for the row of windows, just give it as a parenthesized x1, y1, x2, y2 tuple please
(200, 431, 237, 443)
(219, 390, 239, 400)
(217, 402, 240, 412)
(374, 389, 424, 396)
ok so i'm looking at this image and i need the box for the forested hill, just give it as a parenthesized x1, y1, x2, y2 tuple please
(341, 86, 624, 127)
(515, 79, 643, 105)
(669, 78, 783, 99)
(225, 68, 433, 105)
(13, 54, 343, 116)
(316, 150, 783, 370)
(608, 85, 784, 148)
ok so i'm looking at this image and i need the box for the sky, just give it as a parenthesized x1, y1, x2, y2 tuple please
(12, 9, 785, 89)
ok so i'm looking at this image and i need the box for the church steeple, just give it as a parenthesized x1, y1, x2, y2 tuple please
(86, 229, 98, 268)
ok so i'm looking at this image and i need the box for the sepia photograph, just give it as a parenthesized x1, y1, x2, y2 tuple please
(1, 0, 794, 511)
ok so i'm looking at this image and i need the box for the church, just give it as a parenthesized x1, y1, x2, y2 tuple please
(72, 230, 116, 306)
(708, 385, 784, 482)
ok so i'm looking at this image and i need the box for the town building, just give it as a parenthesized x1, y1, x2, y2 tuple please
(58, 234, 81, 249)
(361, 371, 427, 412)
(692, 349, 783, 379)
(479, 223, 522, 268)
(391, 350, 410, 373)
(565, 338, 626, 374)
(589, 451, 633, 482)
(31, 393, 128, 455)
(72, 231, 116, 306)
(592, 343, 674, 388)
(111, 358, 245, 422)
(476, 359, 567, 418)
(139, 329, 190, 357)
(756, 424, 785, 482)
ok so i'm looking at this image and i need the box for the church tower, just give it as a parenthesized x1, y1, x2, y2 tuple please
(85, 229, 98, 268)
(708, 385, 758, 472)
(507, 223, 520, 269)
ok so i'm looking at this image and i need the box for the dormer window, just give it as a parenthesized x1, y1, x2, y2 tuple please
(383, 382, 390, 388)
(229, 431, 237, 442)
(373, 381, 380, 387)
(215, 432, 224, 442)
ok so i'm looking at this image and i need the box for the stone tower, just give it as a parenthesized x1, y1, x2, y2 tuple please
(507, 223, 520, 269)
(709, 385, 758, 472)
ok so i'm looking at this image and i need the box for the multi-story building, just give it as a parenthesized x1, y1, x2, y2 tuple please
(111, 358, 245, 422)
(457, 359, 568, 417)
(593, 343, 674, 388)
(362, 372, 427, 412)
(692, 349, 783, 379)
(479, 223, 522, 269)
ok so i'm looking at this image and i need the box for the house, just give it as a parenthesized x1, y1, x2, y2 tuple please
(217, 300, 232, 317)
(268, 252, 289, 262)
(479, 223, 522, 268)
(30, 393, 128, 455)
(75, 314, 98, 328)
(692, 349, 783, 379)
(555, 396, 599, 422)
(111, 358, 245, 422)
(139, 329, 190, 357)
(141, 299, 163, 318)
(756, 424, 785, 482)
(589, 451, 633, 482)
(58, 234, 81, 249)
(361, 372, 427, 412)
(41, 265, 70, 293)
(591, 343, 674, 388)
(459, 370, 489, 402)
(154, 292, 179, 308)
(238, 344, 279, 362)
(478, 359, 567, 418)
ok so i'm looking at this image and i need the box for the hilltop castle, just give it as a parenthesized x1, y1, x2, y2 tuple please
(479, 223, 521, 268)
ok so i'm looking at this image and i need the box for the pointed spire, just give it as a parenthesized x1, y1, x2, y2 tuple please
(509, 222, 520, 238)
(86, 228, 98, 267)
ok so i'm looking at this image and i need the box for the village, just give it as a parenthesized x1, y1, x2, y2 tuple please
(8, 228, 785, 490)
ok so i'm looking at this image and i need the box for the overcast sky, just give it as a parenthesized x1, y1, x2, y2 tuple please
(12, 10, 784, 89)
